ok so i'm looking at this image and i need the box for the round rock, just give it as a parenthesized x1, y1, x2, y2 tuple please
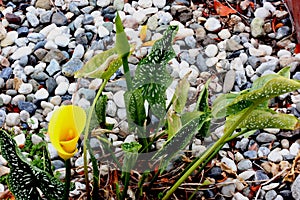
(204, 18, 221, 32)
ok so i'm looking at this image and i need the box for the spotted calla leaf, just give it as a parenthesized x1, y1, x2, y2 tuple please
(225, 108, 300, 131)
(95, 95, 108, 126)
(153, 111, 208, 171)
(124, 88, 146, 130)
(0, 130, 64, 200)
(132, 25, 178, 118)
(212, 75, 300, 119)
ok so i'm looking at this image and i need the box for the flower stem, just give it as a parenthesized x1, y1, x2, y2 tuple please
(63, 159, 71, 200)
(83, 79, 108, 200)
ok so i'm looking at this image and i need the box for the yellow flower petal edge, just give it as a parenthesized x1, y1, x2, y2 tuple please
(48, 105, 86, 160)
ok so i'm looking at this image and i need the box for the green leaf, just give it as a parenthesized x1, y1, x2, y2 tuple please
(167, 110, 182, 138)
(226, 108, 300, 131)
(0, 130, 64, 200)
(75, 48, 122, 79)
(95, 95, 108, 126)
(195, 80, 211, 138)
(153, 111, 207, 170)
(213, 76, 300, 118)
(124, 89, 146, 129)
(277, 66, 290, 78)
(121, 142, 142, 172)
(132, 25, 178, 118)
(115, 12, 130, 57)
(195, 80, 210, 112)
(172, 73, 190, 113)
(122, 142, 142, 153)
(212, 93, 238, 119)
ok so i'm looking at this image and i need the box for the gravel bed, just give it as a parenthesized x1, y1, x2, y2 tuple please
(0, 0, 299, 199)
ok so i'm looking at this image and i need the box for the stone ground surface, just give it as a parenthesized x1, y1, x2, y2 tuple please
(0, 0, 300, 199)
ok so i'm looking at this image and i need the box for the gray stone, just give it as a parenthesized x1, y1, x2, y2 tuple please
(0, 110, 6, 127)
(292, 175, 300, 200)
(221, 157, 237, 171)
(14, 133, 26, 147)
(6, 113, 20, 126)
(62, 58, 84, 77)
(256, 132, 277, 143)
(113, 90, 126, 108)
(268, 148, 283, 162)
(254, 7, 271, 19)
(256, 59, 278, 75)
(26, 12, 39, 27)
(223, 69, 236, 93)
(153, 0, 166, 8)
(221, 178, 236, 197)
(72, 44, 85, 59)
(237, 159, 252, 171)
(47, 143, 59, 159)
(184, 36, 196, 48)
(106, 100, 117, 117)
(265, 190, 277, 200)
(226, 39, 243, 51)
(55, 82, 69, 95)
(10, 46, 33, 60)
(97, 0, 110, 7)
(258, 146, 270, 157)
(46, 59, 61, 76)
(138, 0, 152, 8)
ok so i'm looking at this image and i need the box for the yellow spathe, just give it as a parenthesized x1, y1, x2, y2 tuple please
(48, 105, 86, 160)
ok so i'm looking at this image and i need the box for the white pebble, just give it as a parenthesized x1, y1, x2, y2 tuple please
(205, 44, 219, 58)
(14, 133, 26, 147)
(35, 88, 49, 100)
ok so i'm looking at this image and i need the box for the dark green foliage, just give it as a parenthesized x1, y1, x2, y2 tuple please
(95, 95, 108, 126)
(0, 130, 64, 200)
(131, 25, 178, 118)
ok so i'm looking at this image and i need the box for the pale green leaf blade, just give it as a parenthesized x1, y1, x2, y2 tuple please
(172, 73, 190, 113)
(75, 48, 121, 79)
(211, 93, 239, 119)
(225, 109, 300, 131)
(115, 12, 130, 57)
(167, 111, 182, 138)
(213, 76, 300, 118)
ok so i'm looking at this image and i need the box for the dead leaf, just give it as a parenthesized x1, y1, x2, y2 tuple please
(294, 44, 300, 54)
(13, 77, 23, 91)
(214, 0, 237, 17)
(284, 150, 300, 182)
(142, 40, 157, 47)
(139, 25, 148, 41)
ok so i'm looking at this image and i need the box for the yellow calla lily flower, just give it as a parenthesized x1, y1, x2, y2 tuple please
(48, 105, 86, 160)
